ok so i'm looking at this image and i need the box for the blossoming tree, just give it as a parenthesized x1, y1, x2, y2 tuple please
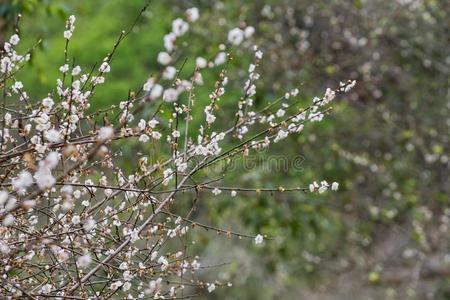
(0, 4, 354, 298)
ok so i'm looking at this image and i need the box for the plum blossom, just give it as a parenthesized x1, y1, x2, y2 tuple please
(186, 7, 199, 22)
(255, 234, 264, 244)
(143, 78, 155, 92)
(110, 281, 123, 290)
(208, 283, 216, 293)
(98, 126, 114, 141)
(150, 84, 163, 100)
(64, 30, 72, 39)
(331, 182, 339, 191)
(45, 129, 62, 143)
(164, 33, 176, 52)
(163, 66, 176, 80)
(196, 57, 207, 68)
(244, 26, 255, 38)
(172, 18, 189, 36)
(139, 134, 150, 142)
(163, 88, 179, 102)
(99, 61, 111, 73)
(59, 64, 69, 73)
(214, 52, 227, 65)
(9, 34, 20, 45)
(12, 171, 33, 194)
(77, 254, 92, 268)
(157, 52, 171, 65)
(228, 28, 244, 45)
(212, 188, 222, 195)
(148, 119, 159, 128)
(162, 168, 173, 186)
(72, 65, 81, 76)
(34, 152, 59, 190)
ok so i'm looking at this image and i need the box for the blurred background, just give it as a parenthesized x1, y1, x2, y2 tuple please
(1, 0, 449, 299)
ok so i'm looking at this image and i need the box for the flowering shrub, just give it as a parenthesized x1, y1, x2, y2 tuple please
(184, 1, 450, 298)
(0, 4, 354, 298)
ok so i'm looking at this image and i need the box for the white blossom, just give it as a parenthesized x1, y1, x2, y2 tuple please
(207, 283, 216, 293)
(77, 254, 92, 268)
(152, 131, 162, 140)
(83, 218, 96, 232)
(172, 130, 180, 138)
(12, 171, 33, 194)
(163, 88, 179, 102)
(0, 57, 12, 73)
(143, 78, 154, 92)
(157, 52, 171, 65)
(0, 190, 8, 206)
(162, 168, 173, 186)
(164, 33, 176, 52)
(41, 284, 53, 294)
(212, 188, 222, 195)
(228, 28, 244, 45)
(59, 64, 69, 73)
(42, 97, 54, 109)
(324, 88, 336, 103)
(98, 126, 114, 141)
(110, 281, 123, 290)
(9, 34, 20, 45)
(122, 281, 132, 292)
(274, 129, 288, 143)
(72, 215, 81, 225)
(206, 113, 216, 124)
(34, 168, 56, 190)
(138, 119, 147, 131)
(99, 61, 111, 73)
(255, 234, 264, 244)
(157, 256, 169, 270)
(150, 84, 163, 100)
(12, 81, 23, 92)
(276, 109, 285, 117)
(64, 30, 72, 39)
(45, 129, 62, 143)
(186, 7, 199, 22)
(172, 18, 189, 37)
(196, 57, 207, 68)
(72, 65, 81, 76)
(214, 52, 227, 65)
(0, 240, 10, 254)
(2, 214, 15, 226)
(163, 66, 176, 80)
(244, 26, 255, 38)
(148, 119, 159, 128)
(331, 182, 339, 191)
(139, 134, 150, 143)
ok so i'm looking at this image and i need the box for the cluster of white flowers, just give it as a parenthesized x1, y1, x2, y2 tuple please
(98, 126, 114, 141)
(34, 151, 59, 190)
(212, 187, 222, 195)
(63, 15, 76, 40)
(11, 171, 33, 195)
(1, 33, 30, 75)
(309, 180, 339, 194)
(0, 190, 17, 227)
(227, 26, 254, 45)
